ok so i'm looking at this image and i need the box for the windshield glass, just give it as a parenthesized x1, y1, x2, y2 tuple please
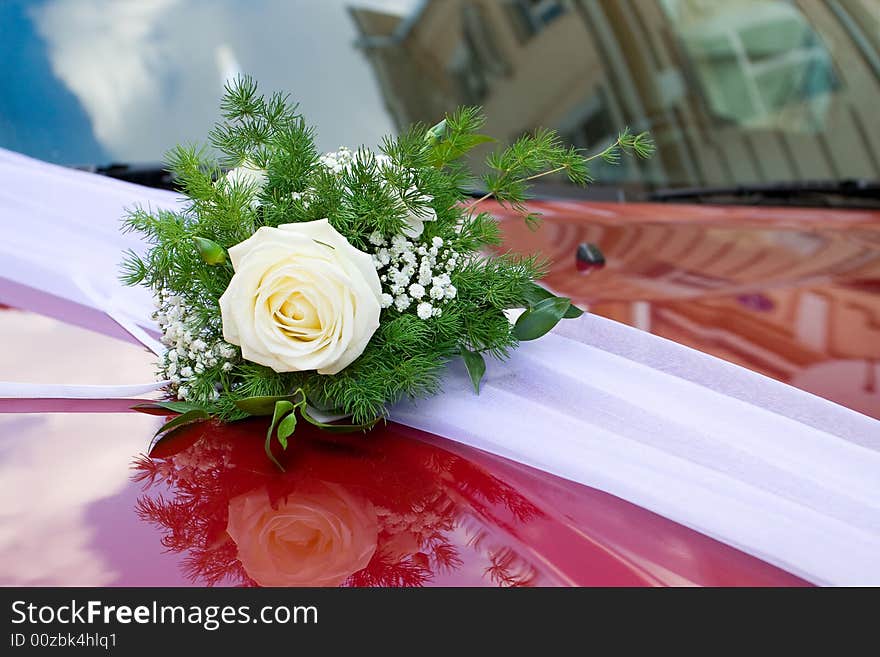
(2, 0, 879, 194)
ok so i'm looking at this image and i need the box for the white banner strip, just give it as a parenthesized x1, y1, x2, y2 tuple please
(73, 275, 166, 356)
(0, 381, 169, 399)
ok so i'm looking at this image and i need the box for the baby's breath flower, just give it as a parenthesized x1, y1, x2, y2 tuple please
(369, 231, 458, 320)
(153, 289, 240, 402)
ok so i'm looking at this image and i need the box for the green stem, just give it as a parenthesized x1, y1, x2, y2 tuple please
(467, 134, 624, 213)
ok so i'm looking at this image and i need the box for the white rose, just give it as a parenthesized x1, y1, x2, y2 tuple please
(401, 187, 436, 238)
(223, 161, 267, 206)
(219, 219, 382, 375)
(402, 206, 437, 239)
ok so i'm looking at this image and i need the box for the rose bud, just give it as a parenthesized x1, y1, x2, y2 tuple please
(193, 236, 227, 265)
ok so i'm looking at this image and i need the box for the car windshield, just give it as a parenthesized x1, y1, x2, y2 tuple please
(2, 0, 879, 198)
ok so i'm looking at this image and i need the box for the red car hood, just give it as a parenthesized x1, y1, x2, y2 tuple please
(497, 200, 880, 421)
(8, 198, 875, 587)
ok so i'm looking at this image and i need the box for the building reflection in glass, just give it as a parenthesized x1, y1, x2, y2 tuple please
(351, 0, 880, 190)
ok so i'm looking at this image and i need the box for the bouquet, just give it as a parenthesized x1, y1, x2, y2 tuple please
(123, 77, 652, 468)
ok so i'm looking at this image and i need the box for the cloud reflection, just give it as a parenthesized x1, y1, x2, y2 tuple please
(30, 0, 417, 161)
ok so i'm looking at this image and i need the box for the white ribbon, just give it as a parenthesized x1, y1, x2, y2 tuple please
(1, 147, 879, 585)
(72, 275, 166, 357)
(392, 314, 880, 586)
(0, 381, 168, 399)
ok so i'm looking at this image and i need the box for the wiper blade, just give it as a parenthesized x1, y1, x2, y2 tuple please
(651, 179, 880, 208)
(75, 163, 176, 191)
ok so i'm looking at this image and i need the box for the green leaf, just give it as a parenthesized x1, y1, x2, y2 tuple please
(564, 304, 585, 319)
(460, 346, 486, 394)
(522, 282, 584, 319)
(235, 392, 305, 416)
(193, 236, 227, 265)
(514, 296, 571, 341)
(276, 412, 298, 450)
(264, 400, 296, 471)
(430, 134, 495, 166)
(299, 406, 381, 434)
(154, 409, 211, 437)
(149, 423, 205, 459)
(425, 119, 447, 143)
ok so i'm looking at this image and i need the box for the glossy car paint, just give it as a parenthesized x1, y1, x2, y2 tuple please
(6, 198, 875, 586)
(495, 200, 880, 420)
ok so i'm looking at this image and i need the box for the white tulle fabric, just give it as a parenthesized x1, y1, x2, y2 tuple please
(1, 148, 878, 585)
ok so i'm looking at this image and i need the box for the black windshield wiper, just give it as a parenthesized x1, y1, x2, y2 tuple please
(651, 179, 880, 208)
(76, 163, 176, 191)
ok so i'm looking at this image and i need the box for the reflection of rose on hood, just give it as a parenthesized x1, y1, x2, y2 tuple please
(226, 482, 378, 587)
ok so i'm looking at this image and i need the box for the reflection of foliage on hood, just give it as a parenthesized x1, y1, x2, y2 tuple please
(132, 421, 541, 587)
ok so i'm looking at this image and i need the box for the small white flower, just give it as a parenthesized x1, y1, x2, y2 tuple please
(380, 293, 394, 308)
(180, 366, 194, 378)
(445, 285, 457, 300)
(431, 236, 444, 249)
(408, 283, 426, 299)
(394, 295, 411, 312)
(369, 231, 385, 246)
(417, 302, 433, 320)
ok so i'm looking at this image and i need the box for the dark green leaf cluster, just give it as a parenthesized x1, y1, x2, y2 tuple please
(483, 128, 590, 212)
(481, 126, 654, 227)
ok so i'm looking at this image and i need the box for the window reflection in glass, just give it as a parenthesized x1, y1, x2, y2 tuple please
(3, 0, 879, 194)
